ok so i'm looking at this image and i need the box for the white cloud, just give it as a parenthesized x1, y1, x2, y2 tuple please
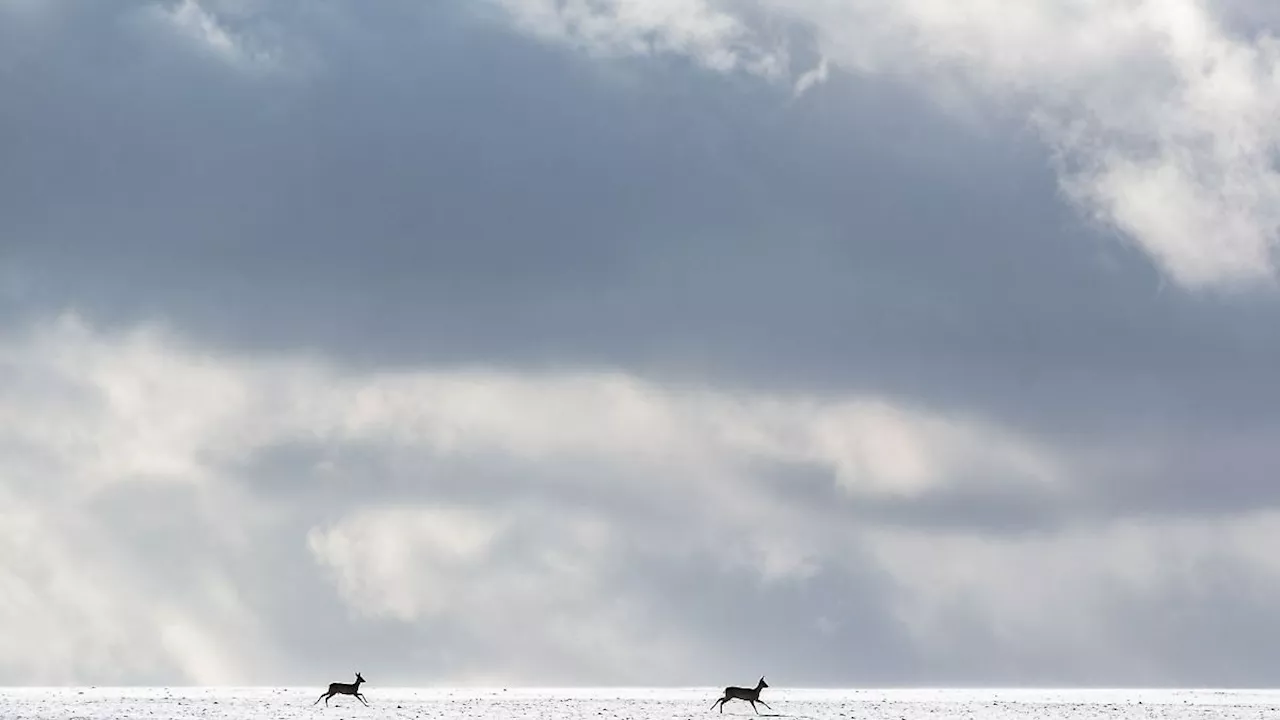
(489, 0, 1280, 291)
(863, 510, 1280, 681)
(165, 0, 240, 59)
(0, 483, 273, 684)
(306, 504, 700, 683)
(0, 312, 1049, 504)
(307, 505, 508, 623)
(793, 56, 829, 97)
(486, 0, 789, 78)
(0, 312, 1060, 682)
(6, 312, 1280, 684)
(141, 0, 281, 71)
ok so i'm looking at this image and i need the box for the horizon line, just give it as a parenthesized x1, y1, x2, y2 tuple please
(3, 684, 1279, 691)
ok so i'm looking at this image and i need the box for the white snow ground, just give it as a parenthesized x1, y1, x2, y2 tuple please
(1, 687, 1279, 720)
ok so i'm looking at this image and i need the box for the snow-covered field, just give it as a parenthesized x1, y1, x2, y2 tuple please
(2, 687, 1279, 720)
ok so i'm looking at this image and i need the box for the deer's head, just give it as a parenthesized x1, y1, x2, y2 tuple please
(356, 672, 366, 684)
(759, 677, 768, 689)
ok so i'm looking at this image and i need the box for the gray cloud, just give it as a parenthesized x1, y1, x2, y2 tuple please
(489, 0, 1280, 291)
(5, 0, 1280, 690)
(6, 0, 1276, 442)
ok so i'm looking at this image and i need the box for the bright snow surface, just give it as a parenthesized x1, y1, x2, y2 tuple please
(2, 687, 1279, 720)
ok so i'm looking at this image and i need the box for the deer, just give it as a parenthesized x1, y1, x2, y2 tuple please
(710, 676, 770, 714)
(314, 671, 368, 707)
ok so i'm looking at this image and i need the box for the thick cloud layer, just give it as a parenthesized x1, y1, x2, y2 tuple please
(6, 313, 1280, 687)
(4, 0, 1280, 688)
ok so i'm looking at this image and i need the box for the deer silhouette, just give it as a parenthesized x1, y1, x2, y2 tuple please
(314, 671, 368, 707)
(711, 676, 770, 714)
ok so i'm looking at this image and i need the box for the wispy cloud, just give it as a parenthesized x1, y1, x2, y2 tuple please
(143, 0, 281, 71)
(486, 0, 790, 78)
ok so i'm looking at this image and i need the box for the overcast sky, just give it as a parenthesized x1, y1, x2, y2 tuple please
(4, 0, 1280, 689)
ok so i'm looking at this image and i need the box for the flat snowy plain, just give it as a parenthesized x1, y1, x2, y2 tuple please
(2, 687, 1278, 720)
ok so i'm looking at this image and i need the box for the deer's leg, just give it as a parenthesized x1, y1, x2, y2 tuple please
(750, 700, 761, 714)
(758, 700, 772, 710)
(356, 692, 369, 706)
